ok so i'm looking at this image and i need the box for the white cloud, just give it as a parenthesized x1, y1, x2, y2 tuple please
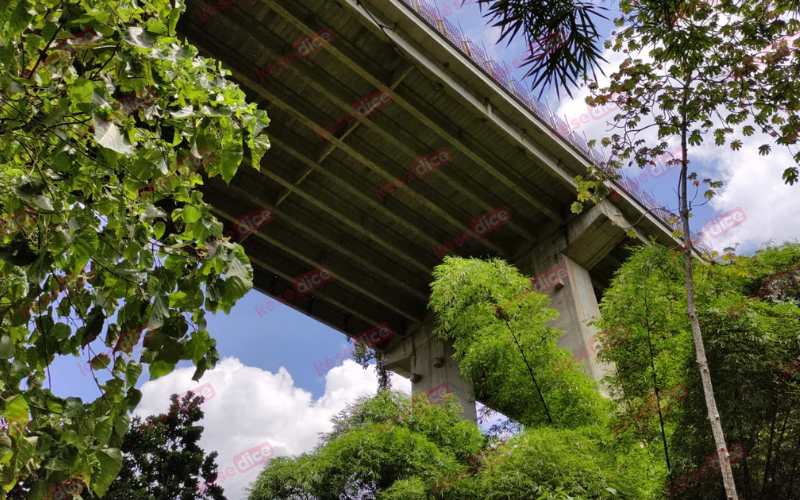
(540, 30, 800, 253)
(688, 137, 799, 252)
(135, 357, 411, 500)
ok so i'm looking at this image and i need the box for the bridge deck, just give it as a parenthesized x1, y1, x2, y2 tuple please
(177, 0, 679, 348)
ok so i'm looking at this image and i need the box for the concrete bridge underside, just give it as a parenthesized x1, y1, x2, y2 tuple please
(178, 0, 682, 421)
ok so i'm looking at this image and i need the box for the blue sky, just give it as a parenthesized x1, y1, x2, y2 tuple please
(48, 291, 349, 402)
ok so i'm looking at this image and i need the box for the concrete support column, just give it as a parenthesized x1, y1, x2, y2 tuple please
(516, 237, 612, 385)
(383, 317, 477, 423)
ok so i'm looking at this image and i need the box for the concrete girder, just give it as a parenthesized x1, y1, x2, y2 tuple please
(206, 196, 425, 321)
(204, 177, 431, 301)
(265, 0, 565, 224)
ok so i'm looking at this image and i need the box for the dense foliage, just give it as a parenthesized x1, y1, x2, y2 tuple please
(428, 257, 609, 428)
(102, 392, 226, 500)
(572, 1, 800, 496)
(7, 392, 226, 499)
(595, 243, 800, 499)
(248, 390, 658, 500)
(0, 0, 267, 495)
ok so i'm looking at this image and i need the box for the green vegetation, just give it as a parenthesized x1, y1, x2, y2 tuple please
(7, 392, 226, 499)
(573, 0, 800, 496)
(427, 257, 608, 428)
(0, 0, 266, 495)
(250, 247, 800, 498)
(248, 390, 658, 499)
(595, 243, 800, 499)
(1, 0, 799, 497)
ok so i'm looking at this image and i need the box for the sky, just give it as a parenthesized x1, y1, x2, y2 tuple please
(42, 2, 800, 499)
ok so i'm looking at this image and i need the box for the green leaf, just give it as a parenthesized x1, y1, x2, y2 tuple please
(185, 330, 211, 364)
(91, 448, 123, 497)
(63, 397, 84, 418)
(94, 113, 134, 155)
(125, 361, 142, 389)
(250, 134, 271, 168)
(30, 194, 53, 211)
(0, 431, 10, 460)
(73, 229, 99, 273)
(4, 395, 28, 431)
(82, 307, 105, 347)
(222, 251, 253, 305)
(200, 105, 232, 117)
(113, 413, 130, 438)
(95, 416, 113, 445)
(44, 447, 78, 471)
(52, 323, 71, 341)
(4, 0, 32, 40)
(148, 292, 169, 329)
(149, 360, 175, 380)
(0, 0, 23, 37)
(170, 105, 195, 119)
(0, 336, 15, 360)
(123, 27, 160, 48)
(192, 357, 208, 382)
(12, 177, 46, 202)
(219, 148, 244, 184)
(182, 205, 201, 223)
(91, 353, 111, 370)
(154, 221, 165, 239)
(67, 78, 98, 109)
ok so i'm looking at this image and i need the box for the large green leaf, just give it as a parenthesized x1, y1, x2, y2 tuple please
(123, 27, 159, 48)
(3, 395, 29, 432)
(73, 229, 99, 273)
(185, 330, 211, 364)
(148, 292, 169, 329)
(250, 134, 271, 169)
(0, 336, 15, 360)
(148, 360, 175, 380)
(94, 113, 134, 155)
(2, 0, 32, 40)
(219, 148, 244, 184)
(91, 448, 123, 497)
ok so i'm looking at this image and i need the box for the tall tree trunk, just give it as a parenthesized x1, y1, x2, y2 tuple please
(678, 112, 739, 499)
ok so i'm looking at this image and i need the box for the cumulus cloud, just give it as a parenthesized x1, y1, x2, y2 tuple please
(542, 30, 800, 252)
(135, 358, 411, 500)
(688, 137, 799, 252)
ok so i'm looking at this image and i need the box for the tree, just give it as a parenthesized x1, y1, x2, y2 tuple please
(7, 392, 226, 500)
(572, 0, 800, 497)
(476, 0, 611, 97)
(594, 243, 800, 499)
(249, 256, 664, 499)
(427, 256, 608, 428)
(0, 0, 268, 495)
(102, 392, 226, 500)
(477, 0, 800, 99)
(248, 389, 659, 499)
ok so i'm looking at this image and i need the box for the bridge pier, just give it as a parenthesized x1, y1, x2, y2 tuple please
(384, 319, 478, 423)
(384, 203, 638, 419)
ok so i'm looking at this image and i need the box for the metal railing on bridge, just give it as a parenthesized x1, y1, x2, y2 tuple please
(397, 0, 712, 253)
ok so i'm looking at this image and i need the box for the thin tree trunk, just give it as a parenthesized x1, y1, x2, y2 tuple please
(503, 320, 554, 425)
(677, 113, 739, 499)
(768, 407, 792, 493)
(642, 280, 671, 473)
(762, 406, 777, 493)
(785, 431, 800, 497)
